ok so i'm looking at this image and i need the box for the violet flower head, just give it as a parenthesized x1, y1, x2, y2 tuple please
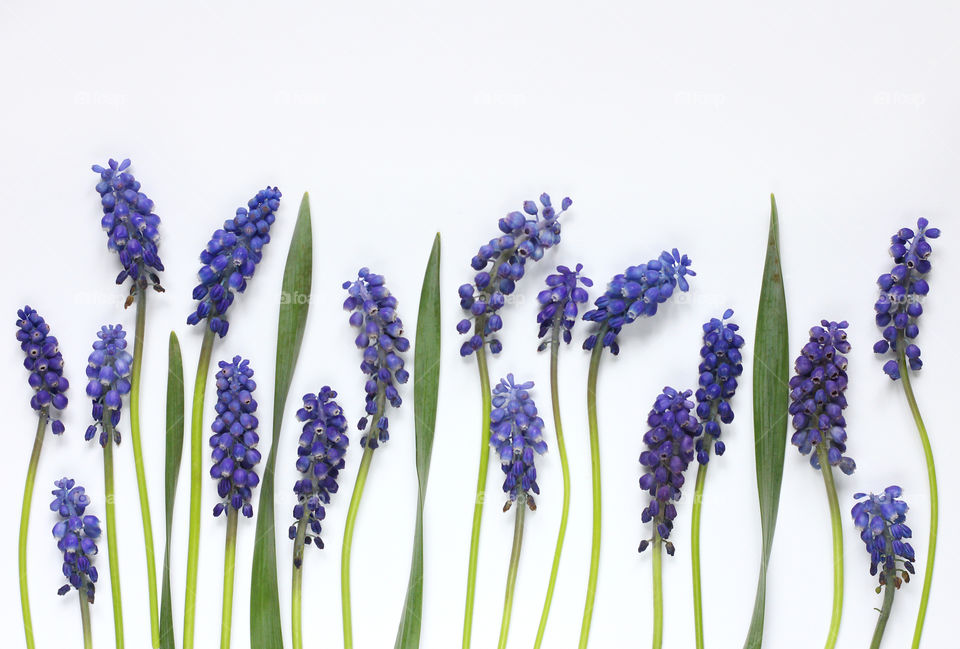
(187, 187, 281, 338)
(638, 387, 701, 556)
(16, 306, 68, 434)
(536, 263, 592, 349)
(873, 218, 940, 380)
(852, 486, 915, 590)
(343, 268, 409, 449)
(289, 387, 349, 555)
(50, 478, 101, 602)
(210, 356, 261, 518)
(457, 193, 571, 357)
(694, 309, 745, 464)
(582, 250, 695, 355)
(489, 374, 547, 510)
(789, 320, 855, 475)
(84, 325, 132, 447)
(92, 158, 164, 293)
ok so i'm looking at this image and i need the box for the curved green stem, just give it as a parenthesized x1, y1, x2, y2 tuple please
(220, 508, 238, 649)
(870, 575, 897, 649)
(652, 531, 663, 649)
(19, 410, 47, 649)
(80, 586, 94, 649)
(183, 327, 216, 649)
(578, 333, 606, 649)
(533, 332, 571, 649)
(816, 444, 843, 649)
(497, 500, 527, 649)
(691, 460, 709, 649)
(104, 418, 126, 649)
(899, 349, 937, 649)
(462, 343, 492, 649)
(291, 518, 308, 649)
(130, 287, 161, 648)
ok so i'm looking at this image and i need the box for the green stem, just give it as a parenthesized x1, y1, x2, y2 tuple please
(291, 518, 308, 649)
(533, 331, 571, 649)
(462, 343, 492, 649)
(19, 410, 48, 649)
(130, 287, 161, 648)
(80, 586, 94, 649)
(578, 332, 606, 649)
(652, 531, 663, 649)
(900, 349, 937, 649)
(870, 575, 897, 649)
(816, 443, 843, 649)
(691, 459, 709, 649)
(220, 508, 238, 649)
(183, 327, 216, 649)
(497, 500, 527, 649)
(104, 418, 126, 649)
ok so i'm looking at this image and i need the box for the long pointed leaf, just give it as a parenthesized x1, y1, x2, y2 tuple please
(743, 195, 790, 648)
(251, 192, 313, 649)
(160, 332, 184, 649)
(395, 234, 442, 649)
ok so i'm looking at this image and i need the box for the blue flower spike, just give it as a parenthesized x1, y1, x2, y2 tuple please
(536, 263, 592, 349)
(16, 306, 69, 432)
(210, 356, 262, 519)
(852, 487, 915, 590)
(51, 478, 101, 603)
(489, 374, 548, 510)
(84, 325, 133, 447)
(694, 309, 745, 464)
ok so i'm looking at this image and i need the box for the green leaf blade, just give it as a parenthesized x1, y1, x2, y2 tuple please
(251, 192, 313, 649)
(395, 234, 442, 649)
(743, 195, 790, 649)
(160, 332, 184, 649)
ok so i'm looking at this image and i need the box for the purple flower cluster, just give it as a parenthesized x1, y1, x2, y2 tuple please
(92, 158, 164, 293)
(583, 250, 694, 355)
(289, 387, 349, 555)
(489, 374, 547, 509)
(84, 325, 132, 447)
(536, 263, 592, 348)
(16, 306, 68, 433)
(852, 486, 915, 589)
(458, 194, 571, 357)
(873, 218, 940, 380)
(187, 187, 282, 338)
(343, 268, 409, 449)
(637, 387, 701, 555)
(789, 321, 855, 475)
(694, 309, 744, 464)
(50, 478, 101, 602)
(210, 356, 261, 518)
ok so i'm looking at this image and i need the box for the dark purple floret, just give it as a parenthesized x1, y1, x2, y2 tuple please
(638, 387, 701, 555)
(210, 356, 261, 518)
(536, 263, 592, 348)
(50, 478, 101, 602)
(489, 374, 547, 509)
(16, 306, 68, 433)
(187, 187, 281, 338)
(873, 218, 939, 380)
(852, 486, 915, 590)
(789, 320, 855, 475)
(84, 325, 132, 447)
(694, 309, 744, 464)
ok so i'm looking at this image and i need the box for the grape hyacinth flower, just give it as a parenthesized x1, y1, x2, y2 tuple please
(578, 250, 694, 648)
(459, 193, 570, 649)
(91, 157, 164, 647)
(340, 268, 408, 648)
(51, 478, 101, 649)
(852, 487, 916, 649)
(182, 187, 280, 649)
(532, 265, 591, 649)
(16, 306, 69, 649)
(289, 388, 349, 649)
(210, 356, 261, 649)
(789, 320, 853, 649)
(872, 219, 940, 648)
(689, 310, 744, 648)
(488, 374, 546, 649)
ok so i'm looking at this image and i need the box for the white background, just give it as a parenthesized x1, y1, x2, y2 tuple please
(1, 2, 958, 648)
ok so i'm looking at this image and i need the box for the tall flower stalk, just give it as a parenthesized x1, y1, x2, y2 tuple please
(577, 250, 694, 648)
(289, 388, 349, 649)
(689, 310, 744, 648)
(84, 324, 134, 649)
(183, 187, 281, 649)
(872, 218, 939, 648)
(340, 268, 409, 649)
(456, 194, 569, 649)
(789, 320, 855, 649)
(532, 264, 591, 648)
(92, 158, 165, 647)
(16, 306, 69, 649)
